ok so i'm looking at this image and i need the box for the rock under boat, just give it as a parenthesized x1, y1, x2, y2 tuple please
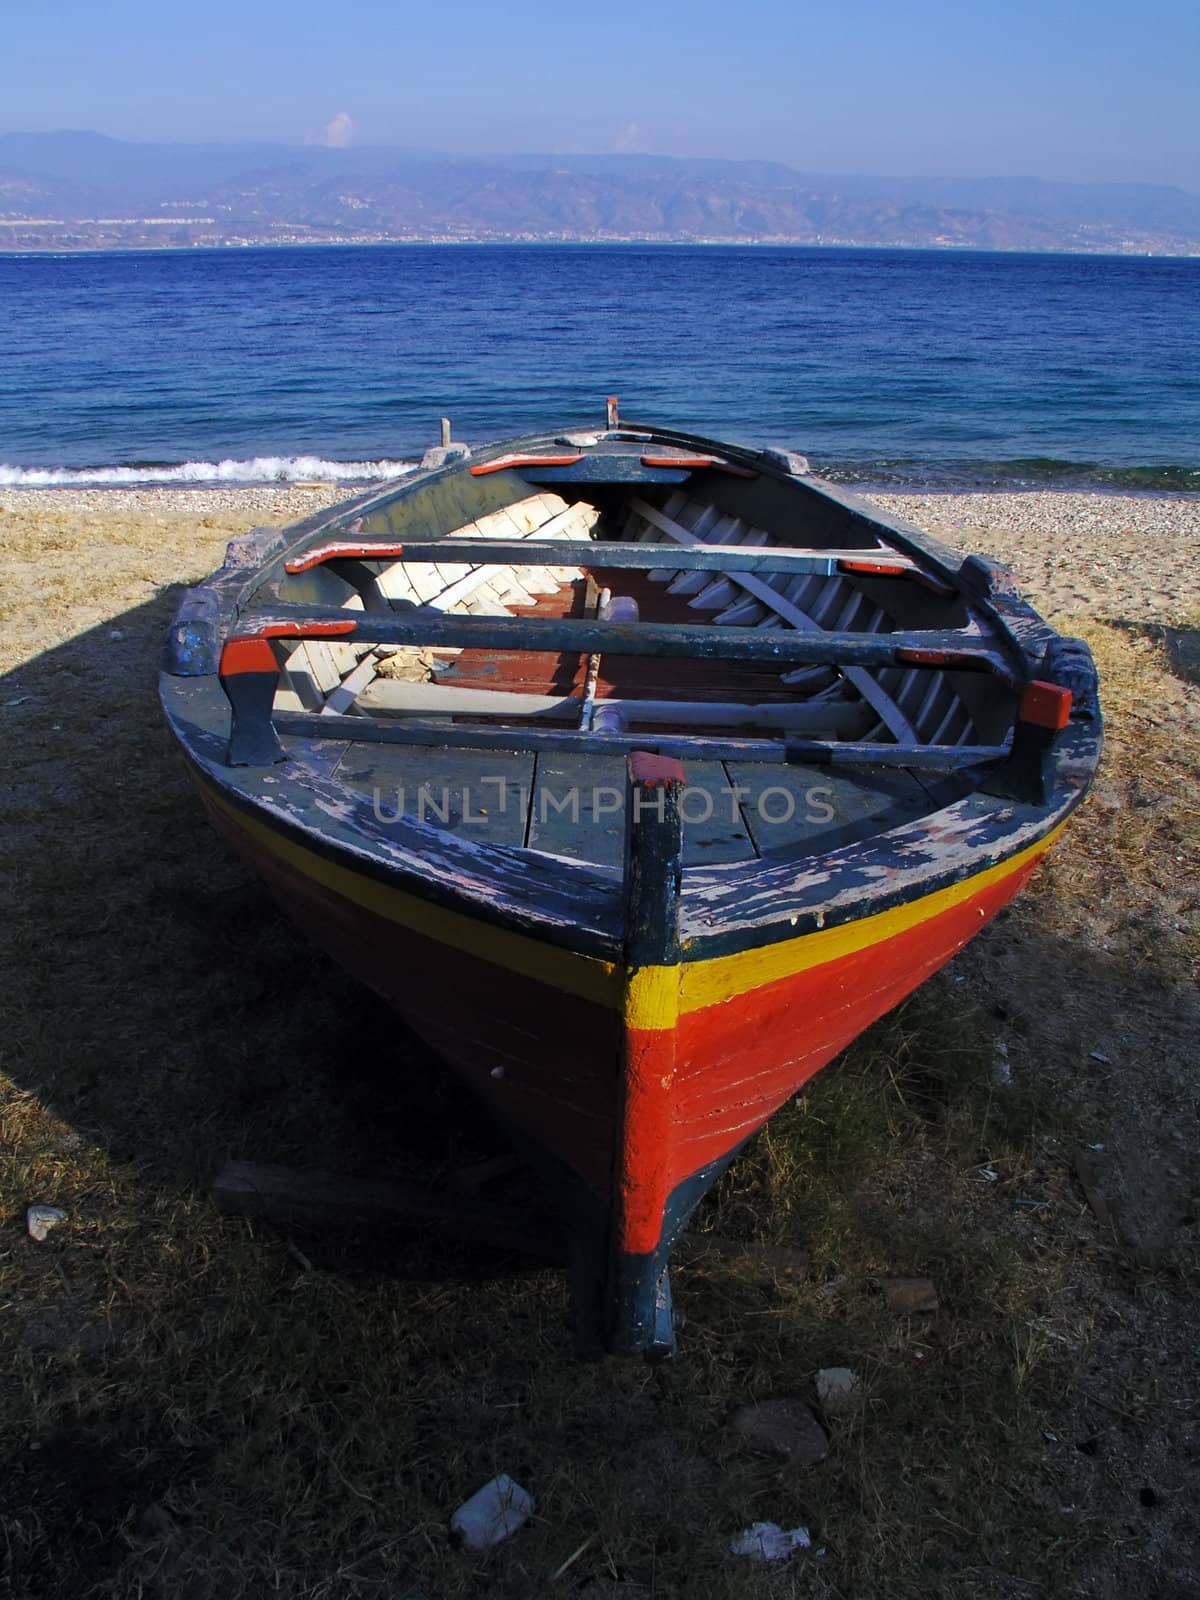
(160, 408, 1102, 1357)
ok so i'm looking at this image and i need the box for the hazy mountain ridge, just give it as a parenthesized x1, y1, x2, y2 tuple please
(2, 132, 1198, 253)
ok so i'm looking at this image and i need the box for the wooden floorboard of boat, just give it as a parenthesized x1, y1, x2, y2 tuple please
(433, 570, 842, 706)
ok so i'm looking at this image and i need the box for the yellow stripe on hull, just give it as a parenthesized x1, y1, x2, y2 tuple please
(676, 822, 1066, 1018)
(197, 774, 622, 1006)
(199, 771, 1063, 1027)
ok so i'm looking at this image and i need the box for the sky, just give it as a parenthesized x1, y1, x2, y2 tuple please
(5, 0, 1199, 191)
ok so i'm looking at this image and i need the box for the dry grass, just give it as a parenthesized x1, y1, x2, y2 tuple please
(1, 497, 1197, 1599)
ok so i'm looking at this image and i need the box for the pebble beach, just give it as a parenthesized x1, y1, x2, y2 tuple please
(1, 483, 1195, 640)
(2, 478, 1197, 1599)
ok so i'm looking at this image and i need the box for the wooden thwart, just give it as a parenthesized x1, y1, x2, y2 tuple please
(277, 708, 1009, 769)
(240, 602, 1012, 672)
(357, 677, 869, 735)
(290, 536, 929, 578)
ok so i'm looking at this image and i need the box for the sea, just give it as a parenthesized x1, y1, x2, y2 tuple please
(2, 244, 1198, 492)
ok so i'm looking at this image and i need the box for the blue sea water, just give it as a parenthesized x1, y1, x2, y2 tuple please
(1, 244, 1198, 490)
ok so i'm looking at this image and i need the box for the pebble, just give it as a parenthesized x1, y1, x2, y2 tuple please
(872, 490, 1200, 624)
(449, 1474, 534, 1550)
(731, 1398, 828, 1465)
(26, 1205, 68, 1242)
(881, 1277, 939, 1314)
(815, 1366, 859, 1410)
(730, 1522, 812, 1561)
(0, 485, 348, 525)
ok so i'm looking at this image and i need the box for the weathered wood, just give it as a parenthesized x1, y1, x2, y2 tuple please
(629, 496, 925, 741)
(326, 537, 925, 578)
(212, 1160, 563, 1258)
(357, 677, 869, 736)
(623, 754, 685, 964)
(332, 744, 535, 845)
(320, 654, 377, 716)
(610, 755, 686, 1357)
(524, 753, 758, 867)
(242, 601, 1011, 673)
(727, 762, 933, 856)
(278, 710, 1009, 769)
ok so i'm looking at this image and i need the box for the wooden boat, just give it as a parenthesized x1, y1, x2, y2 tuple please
(160, 405, 1102, 1357)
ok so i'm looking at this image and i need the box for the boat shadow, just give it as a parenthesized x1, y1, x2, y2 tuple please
(5, 587, 1190, 1292)
(1, 586, 547, 1286)
(1107, 616, 1200, 686)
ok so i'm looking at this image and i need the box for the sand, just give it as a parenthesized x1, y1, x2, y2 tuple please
(2, 482, 1195, 639)
(872, 490, 1199, 625)
(1, 480, 1197, 1597)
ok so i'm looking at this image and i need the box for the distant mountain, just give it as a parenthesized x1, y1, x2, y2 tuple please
(2, 131, 1197, 253)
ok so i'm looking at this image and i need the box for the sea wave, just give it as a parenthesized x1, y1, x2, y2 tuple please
(0, 455, 418, 488)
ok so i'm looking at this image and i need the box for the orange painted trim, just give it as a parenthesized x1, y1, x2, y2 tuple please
(468, 453, 585, 476)
(1020, 680, 1072, 729)
(639, 454, 758, 477)
(258, 620, 358, 639)
(836, 557, 953, 595)
(219, 637, 278, 675)
(219, 619, 359, 675)
(285, 542, 405, 574)
(895, 646, 994, 672)
(839, 558, 915, 577)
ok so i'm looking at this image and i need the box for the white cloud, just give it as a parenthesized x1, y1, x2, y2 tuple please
(610, 121, 645, 154)
(317, 111, 354, 149)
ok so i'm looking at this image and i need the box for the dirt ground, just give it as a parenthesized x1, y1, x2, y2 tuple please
(0, 485, 1196, 1600)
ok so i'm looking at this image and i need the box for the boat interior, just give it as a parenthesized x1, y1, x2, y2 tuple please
(232, 459, 1025, 870)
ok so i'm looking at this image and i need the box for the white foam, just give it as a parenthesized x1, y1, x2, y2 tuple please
(0, 455, 417, 488)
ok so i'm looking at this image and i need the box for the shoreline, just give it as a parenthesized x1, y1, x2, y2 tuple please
(3, 465, 1196, 497)
(4, 239, 1200, 260)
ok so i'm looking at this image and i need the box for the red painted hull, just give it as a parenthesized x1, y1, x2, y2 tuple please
(199, 780, 1046, 1239)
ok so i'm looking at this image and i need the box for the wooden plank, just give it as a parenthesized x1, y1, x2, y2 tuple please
(678, 762, 757, 865)
(526, 755, 756, 867)
(299, 639, 344, 695)
(332, 744, 534, 846)
(379, 538, 923, 577)
(276, 708, 1010, 769)
(527, 752, 628, 867)
(520, 458, 694, 485)
(279, 641, 327, 711)
(320, 653, 377, 716)
(359, 681, 576, 719)
(243, 602, 1011, 672)
(628, 496, 924, 742)
(212, 1161, 562, 1259)
(726, 762, 934, 857)
(356, 677, 870, 736)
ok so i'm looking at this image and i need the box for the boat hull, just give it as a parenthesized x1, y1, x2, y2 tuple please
(194, 766, 1060, 1353)
(160, 415, 1102, 1355)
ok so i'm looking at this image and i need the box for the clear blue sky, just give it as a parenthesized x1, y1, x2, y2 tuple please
(7, 0, 1199, 190)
